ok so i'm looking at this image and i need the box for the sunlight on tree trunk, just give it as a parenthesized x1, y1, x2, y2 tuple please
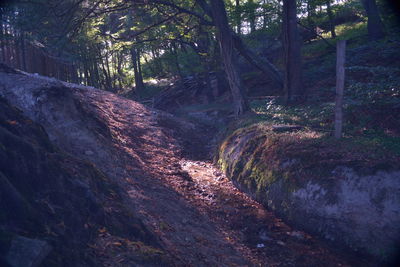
(210, 0, 249, 116)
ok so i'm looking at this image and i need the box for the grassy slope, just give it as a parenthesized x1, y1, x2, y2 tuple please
(214, 23, 400, 261)
(235, 21, 400, 157)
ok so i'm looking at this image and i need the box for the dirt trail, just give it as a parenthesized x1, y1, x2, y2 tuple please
(84, 89, 361, 266)
(173, 130, 368, 267)
(177, 158, 356, 267)
(76, 88, 360, 266)
(0, 70, 367, 266)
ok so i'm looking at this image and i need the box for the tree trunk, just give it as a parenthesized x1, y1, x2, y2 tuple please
(235, 0, 241, 34)
(326, 0, 336, 38)
(130, 47, 145, 95)
(361, 0, 385, 40)
(20, 33, 26, 70)
(116, 52, 124, 89)
(232, 35, 283, 88)
(210, 0, 249, 116)
(137, 49, 144, 87)
(262, 0, 269, 29)
(100, 58, 111, 89)
(334, 40, 346, 139)
(105, 52, 112, 88)
(197, 27, 214, 102)
(248, 0, 256, 33)
(307, 0, 317, 37)
(0, 13, 4, 63)
(171, 42, 183, 79)
(282, 0, 303, 104)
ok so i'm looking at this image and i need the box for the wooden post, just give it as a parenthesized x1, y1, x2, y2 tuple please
(334, 40, 346, 139)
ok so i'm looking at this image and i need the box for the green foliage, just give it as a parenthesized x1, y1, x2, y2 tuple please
(334, 21, 367, 40)
(142, 48, 203, 79)
(3, 0, 399, 99)
(246, 23, 400, 157)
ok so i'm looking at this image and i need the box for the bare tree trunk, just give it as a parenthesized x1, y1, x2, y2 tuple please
(248, 0, 256, 33)
(116, 52, 124, 89)
(105, 52, 112, 88)
(130, 47, 145, 94)
(91, 58, 100, 88)
(307, 0, 316, 37)
(171, 42, 183, 79)
(210, 0, 249, 116)
(361, 0, 385, 40)
(110, 50, 118, 89)
(334, 40, 346, 139)
(137, 49, 144, 86)
(235, 0, 241, 34)
(20, 33, 26, 70)
(0, 13, 5, 63)
(282, 0, 303, 104)
(100, 59, 111, 89)
(326, 0, 336, 38)
(262, 0, 269, 29)
(12, 28, 21, 69)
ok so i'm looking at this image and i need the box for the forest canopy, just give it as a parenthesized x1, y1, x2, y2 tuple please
(0, 0, 399, 114)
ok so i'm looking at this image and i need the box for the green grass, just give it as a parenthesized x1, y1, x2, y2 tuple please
(303, 21, 368, 59)
(248, 98, 400, 157)
(330, 21, 367, 41)
(250, 99, 334, 130)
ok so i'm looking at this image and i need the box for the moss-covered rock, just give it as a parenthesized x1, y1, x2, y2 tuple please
(217, 122, 400, 262)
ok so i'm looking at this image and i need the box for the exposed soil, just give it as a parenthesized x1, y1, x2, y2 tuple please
(0, 70, 372, 266)
(79, 89, 366, 266)
(174, 125, 374, 267)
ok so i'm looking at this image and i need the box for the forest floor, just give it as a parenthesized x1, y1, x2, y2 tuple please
(80, 88, 368, 266)
(81, 28, 398, 266)
(0, 68, 373, 266)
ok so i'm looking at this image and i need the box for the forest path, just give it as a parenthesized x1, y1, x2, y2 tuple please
(0, 70, 365, 266)
(81, 87, 361, 266)
(167, 119, 365, 267)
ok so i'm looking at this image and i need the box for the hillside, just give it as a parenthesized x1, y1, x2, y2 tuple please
(0, 65, 375, 266)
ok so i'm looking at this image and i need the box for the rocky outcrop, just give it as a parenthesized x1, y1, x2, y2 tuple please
(0, 97, 107, 265)
(217, 122, 400, 262)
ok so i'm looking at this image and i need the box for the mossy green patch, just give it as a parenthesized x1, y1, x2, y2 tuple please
(217, 119, 400, 209)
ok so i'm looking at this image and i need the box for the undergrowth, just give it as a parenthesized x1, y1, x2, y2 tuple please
(244, 23, 400, 157)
